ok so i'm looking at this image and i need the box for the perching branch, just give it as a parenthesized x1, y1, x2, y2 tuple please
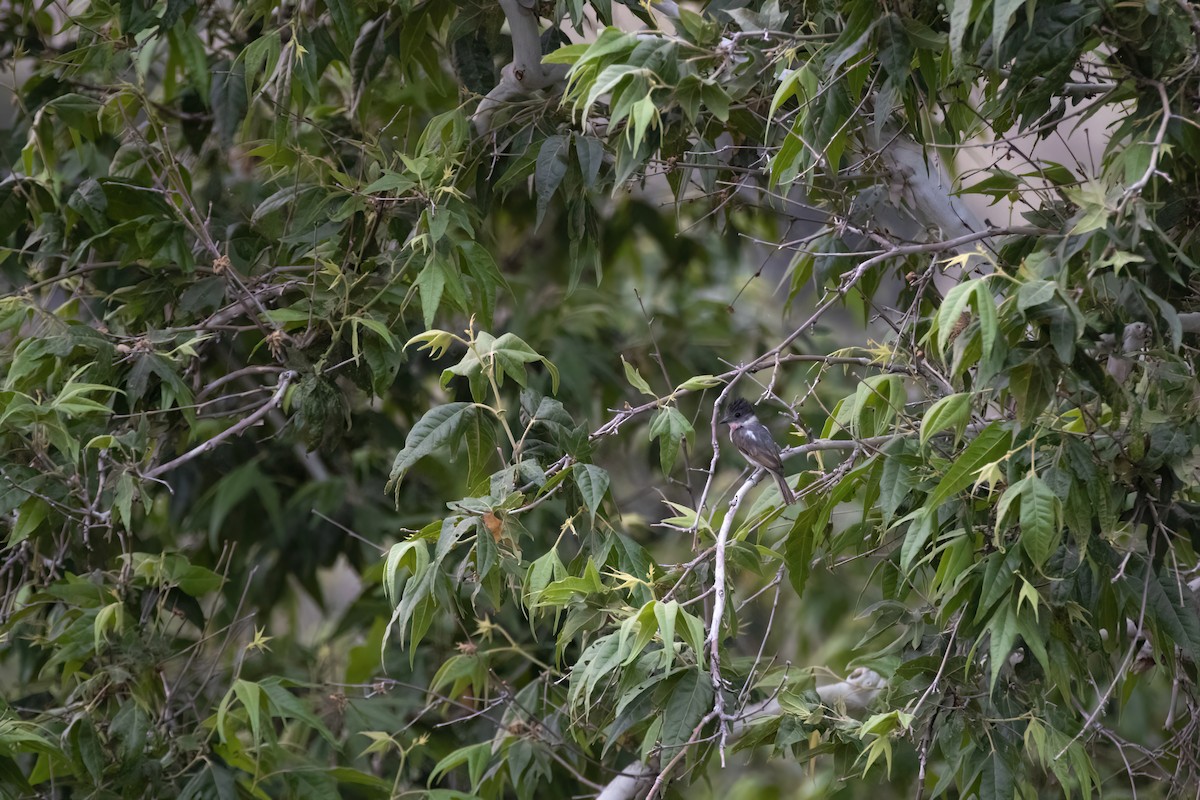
(596, 669, 886, 800)
(146, 371, 297, 481)
(702, 470, 759, 764)
(473, 0, 570, 133)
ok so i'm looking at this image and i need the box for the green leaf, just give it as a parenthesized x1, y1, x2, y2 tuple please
(1008, 360, 1054, 427)
(232, 679, 266, 744)
(980, 743, 1017, 800)
(935, 281, 975, 357)
(325, 0, 357, 53)
(899, 508, 936, 573)
(535, 135, 570, 228)
(575, 135, 605, 188)
(649, 406, 694, 476)
(986, 601, 1019, 692)
(239, 30, 281, 101)
(920, 392, 972, 446)
(387, 403, 477, 494)
(9, 498, 48, 546)
(480, 333, 560, 394)
(1017, 279, 1056, 311)
(169, 25, 210, 104)
(260, 678, 337, 744)
(68, 718, 104, 783)
(654, 600, 678, 669)
(67, 178, 108, 232)
(926, 423, 1013, 508)
(991, 0, 1027, 62)
(415, 258, 447, 329)
(621, 356, 654, 396)
(948, 0, 972, 67)
(429, 742, 492, 790)
(1018, 475, 1061, 567)
(1132, 564, 1200, 662)
(850, 373, 905, 437)
(573, 463, 610, 524)
(785, 503, 818, 595)
(878, 441, 913, 524)
(350, 16, 389, 112)
(660, 669, 713, 752)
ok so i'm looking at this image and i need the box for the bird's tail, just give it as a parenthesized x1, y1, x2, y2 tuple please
(773, 471, 797, 505)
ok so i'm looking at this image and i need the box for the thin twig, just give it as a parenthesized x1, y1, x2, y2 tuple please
(146, 371, 296, 480)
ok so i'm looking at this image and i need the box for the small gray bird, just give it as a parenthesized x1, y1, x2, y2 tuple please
(719, 398, 797, 505)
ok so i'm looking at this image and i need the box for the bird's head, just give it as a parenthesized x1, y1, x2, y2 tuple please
(719, 397, 755, 430)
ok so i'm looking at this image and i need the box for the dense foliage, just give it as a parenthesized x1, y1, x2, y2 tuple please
(2, 0, 1200, 797)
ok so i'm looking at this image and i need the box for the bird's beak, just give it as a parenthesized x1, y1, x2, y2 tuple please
(718, 412, 732, 425)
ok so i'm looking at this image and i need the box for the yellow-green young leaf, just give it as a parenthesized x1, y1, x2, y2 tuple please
(857, 710, 913, 737)
(676, 374, 722, 392)
(621, 601, 659, 666)
(974, 281, 1000, 367)
(84, 434, 116, 450)
(231, 679, 265, 745)
(383, 540, 430, 606)
(658, 500, 708, 533)
(567, 27, 636, 69)
(860, 736, 894, 778)
(676, 606, 707, 658)
(621, 356, 654, 396)
(920, 392, 972, 446)
(94, 601, 124, 652)
(628, 96, 660, 153)
(358, 731, 400, 757)
(654, 600, 678, 669)
(524, 547, 567, 613)
(1017, 576, 1040, 620)
(542, 42, 592, 64)
(972, 460, 1007, 498)
(768, 66, 815, 124)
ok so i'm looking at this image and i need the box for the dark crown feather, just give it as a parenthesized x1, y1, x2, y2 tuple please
(727, 398, 754, 416)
